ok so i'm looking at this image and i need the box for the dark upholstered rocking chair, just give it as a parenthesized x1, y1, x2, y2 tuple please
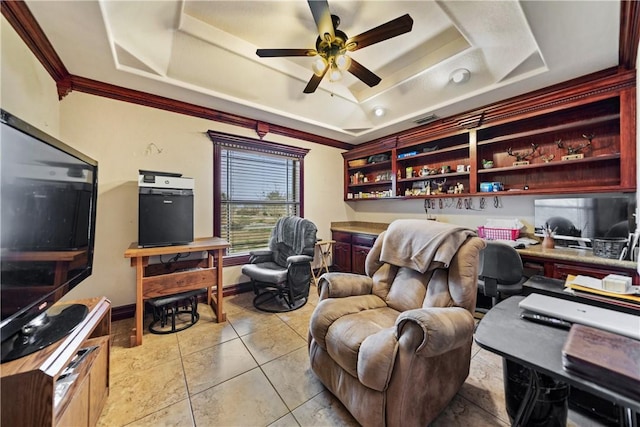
(241, 216, 317, 312)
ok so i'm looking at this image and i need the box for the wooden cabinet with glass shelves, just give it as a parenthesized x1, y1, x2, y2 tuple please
(341, 70, 635, 201)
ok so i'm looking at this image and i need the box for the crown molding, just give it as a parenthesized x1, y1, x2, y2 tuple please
(620, 0, 640, 70)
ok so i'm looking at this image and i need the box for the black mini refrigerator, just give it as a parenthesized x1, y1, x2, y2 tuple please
(138, 171, 194, 247)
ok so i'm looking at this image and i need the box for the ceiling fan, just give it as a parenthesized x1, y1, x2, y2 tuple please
(256, 0, 413, 94)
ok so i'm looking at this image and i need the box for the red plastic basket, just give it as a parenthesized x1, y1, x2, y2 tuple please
(477, 226, 520, 240)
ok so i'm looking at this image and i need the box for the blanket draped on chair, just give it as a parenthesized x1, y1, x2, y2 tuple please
(274, 216, 307, 254)
(380, 219, 476, 273)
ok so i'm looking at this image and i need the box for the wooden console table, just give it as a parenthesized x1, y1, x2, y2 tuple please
(124, 237, 229, 346)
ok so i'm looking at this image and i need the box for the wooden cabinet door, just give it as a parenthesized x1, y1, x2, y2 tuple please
(352, 245, 371, 275)
(88, 338, 110, 426)
(57, 375, 90, 427)
(351, 234, 376, 275)
(333, 242, 352, 273)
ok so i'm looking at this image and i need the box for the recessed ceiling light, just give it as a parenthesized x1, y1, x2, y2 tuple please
(373, 106, 386, 117)
(450, 68, 470, 84)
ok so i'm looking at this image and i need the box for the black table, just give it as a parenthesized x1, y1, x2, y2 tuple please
(474, 295, 639, 427)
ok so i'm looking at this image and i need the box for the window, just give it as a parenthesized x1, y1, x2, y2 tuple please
(208, 131, 309, 263)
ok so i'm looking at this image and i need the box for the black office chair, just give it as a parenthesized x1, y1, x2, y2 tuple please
(477, 241, 526, 310)
(241, 216, 317, 312)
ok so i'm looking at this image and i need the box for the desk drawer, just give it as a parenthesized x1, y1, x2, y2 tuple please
(332, 231, 352, 243)
(352, 234, 376, 247)
(553, 263, 629, 281)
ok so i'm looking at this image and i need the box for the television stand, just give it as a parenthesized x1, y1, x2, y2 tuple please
(1, 303, 89, 363)
(0, 297, 111, 427)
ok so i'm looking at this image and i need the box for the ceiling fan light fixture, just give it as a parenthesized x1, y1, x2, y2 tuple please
(450, 68, 471, 84)
(257, 3, 413, 94)
(328, 65, 343, 82)
(335, 53, 351, 71)
(312, 57, 328, 75)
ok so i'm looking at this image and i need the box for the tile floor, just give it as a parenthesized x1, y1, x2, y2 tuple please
(99, 287, 604, 426)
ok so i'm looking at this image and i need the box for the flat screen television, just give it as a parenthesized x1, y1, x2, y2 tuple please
(534, 195, 636, 247)
(0, 110, 98, 362)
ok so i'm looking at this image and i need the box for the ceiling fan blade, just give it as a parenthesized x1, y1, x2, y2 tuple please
(256, 49, 316, 57)
(348, 58, 381, 87)
(308, 0, 334, 41)
(303, 67, 328, 94)
(346, 14, 413, 52)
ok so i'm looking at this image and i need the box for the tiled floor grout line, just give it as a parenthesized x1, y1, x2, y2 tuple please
(231, 300, 318, 426)
(456, 393, 509, 425)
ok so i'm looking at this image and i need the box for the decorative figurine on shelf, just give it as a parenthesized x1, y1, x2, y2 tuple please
(433, 178, 447, 194)
(482, 159, 494, 169)
(541, 154, 555, 163)
(556, 134, 593, 160)
(506, 143, 539, 166)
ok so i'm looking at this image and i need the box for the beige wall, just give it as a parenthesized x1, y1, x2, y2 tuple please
(57, 92, 347, 306)
(1, 16, 60, 135)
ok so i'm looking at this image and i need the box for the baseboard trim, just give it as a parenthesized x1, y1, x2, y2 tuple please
(110, 282, 253, 322)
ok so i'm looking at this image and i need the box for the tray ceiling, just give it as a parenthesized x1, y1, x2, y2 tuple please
(24, 1, 620, 145)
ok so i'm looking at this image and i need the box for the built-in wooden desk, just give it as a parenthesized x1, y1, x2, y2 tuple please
(328, 221, 640, 285)
(124, 237, 230, 346)
(517, 245, 639, 285)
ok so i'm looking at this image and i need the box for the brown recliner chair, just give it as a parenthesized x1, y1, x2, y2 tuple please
(308, 220, 485, 427)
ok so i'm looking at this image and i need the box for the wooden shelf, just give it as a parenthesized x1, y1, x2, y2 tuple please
(397, 144, 469, 161)
(398, 171, 470, 183)
(477, 153, 620, 174)
(346, 196, 396, 201)
(477, 114, 620, 146)
(347, 159, 392, 172)
(341, 73, 635, 201)
(348, 180, 392, 188)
